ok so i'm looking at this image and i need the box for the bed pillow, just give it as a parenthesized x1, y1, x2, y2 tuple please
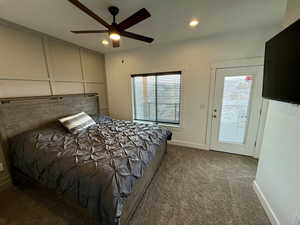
(92, 114, 113, 123)
(59, 112, 96, 134)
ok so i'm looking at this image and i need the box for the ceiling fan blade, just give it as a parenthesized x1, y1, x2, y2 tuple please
(68, 0, 110, 29)
(71, 30, 108, 34)
(120, 31, 154, 43)
(112, 40, 120, 48)
(117, 8, 151, 30)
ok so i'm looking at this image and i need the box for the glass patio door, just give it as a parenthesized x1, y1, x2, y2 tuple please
(210, 66, 263, 156)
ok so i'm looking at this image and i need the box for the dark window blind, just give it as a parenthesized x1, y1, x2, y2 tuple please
(132, 72, 181, 124)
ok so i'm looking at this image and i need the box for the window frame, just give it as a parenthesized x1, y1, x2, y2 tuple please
(131, 71, 182, 125)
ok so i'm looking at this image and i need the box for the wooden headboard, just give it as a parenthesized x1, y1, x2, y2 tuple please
(0, 93, 99, 161)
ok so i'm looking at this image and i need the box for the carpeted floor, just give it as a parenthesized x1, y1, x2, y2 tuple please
(0, 145, 270, 225)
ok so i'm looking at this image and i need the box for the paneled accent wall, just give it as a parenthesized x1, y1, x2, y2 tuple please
(0, 20, 109, 190)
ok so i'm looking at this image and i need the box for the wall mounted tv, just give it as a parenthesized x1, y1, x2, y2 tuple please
(263, 19, 300, 104)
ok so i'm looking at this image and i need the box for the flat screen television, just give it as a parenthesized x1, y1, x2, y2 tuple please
(263, 19, 300, 104)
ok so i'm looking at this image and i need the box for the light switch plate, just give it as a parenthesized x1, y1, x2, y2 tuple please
(0, 163, 4, 172)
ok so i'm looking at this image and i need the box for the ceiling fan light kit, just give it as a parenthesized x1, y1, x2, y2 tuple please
(109, 33, 121, 41)
(68, 0, 154, 48)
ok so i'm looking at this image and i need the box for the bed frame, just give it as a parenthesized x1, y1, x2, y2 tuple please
(0, 93, 166, 225)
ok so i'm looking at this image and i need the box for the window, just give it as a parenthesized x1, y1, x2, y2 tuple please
(132, 71, 181, 124)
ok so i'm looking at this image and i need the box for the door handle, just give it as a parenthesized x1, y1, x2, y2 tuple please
(213, 115, 217, 118)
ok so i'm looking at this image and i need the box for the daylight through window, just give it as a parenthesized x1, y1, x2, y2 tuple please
(132, 71, 181, 124)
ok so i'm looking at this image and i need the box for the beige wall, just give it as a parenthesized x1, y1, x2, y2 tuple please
(105, 25, 279, 149)
(0, 20, 108, 190)
(255, 1, 300, 225)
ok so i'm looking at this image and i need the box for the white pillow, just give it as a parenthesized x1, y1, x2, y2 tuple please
(59, 112, 96, 134)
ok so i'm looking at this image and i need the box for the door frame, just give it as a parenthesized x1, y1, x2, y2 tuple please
(206, 57, 268, 158)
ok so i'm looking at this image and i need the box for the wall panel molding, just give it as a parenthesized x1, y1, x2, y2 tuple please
(0, 80, 52, 98)
(0, 19, 109, 191)
(42, 36, 56, 95)
(48, 38, 83, 82)
(0, 19, 108, 110)
(0, 78, 50, 81)
(0, 24, 48, 80)
(79, 48, 87, 94)
(81, 49, 106, 83)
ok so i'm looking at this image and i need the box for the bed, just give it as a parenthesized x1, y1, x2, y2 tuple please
(0, 94, 171, 225)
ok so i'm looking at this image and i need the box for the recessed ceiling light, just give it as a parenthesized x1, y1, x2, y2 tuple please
(102, 40, 109, 45)
(189, 19, 199, 27)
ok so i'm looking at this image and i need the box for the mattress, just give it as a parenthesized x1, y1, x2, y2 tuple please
(10, 117, 172, 225)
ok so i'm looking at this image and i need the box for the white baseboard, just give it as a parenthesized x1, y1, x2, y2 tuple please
(253, 180, 281, 225)
(168, 139, 209, 150)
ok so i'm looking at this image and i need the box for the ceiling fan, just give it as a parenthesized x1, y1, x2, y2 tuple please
(67, 0, 154, 48)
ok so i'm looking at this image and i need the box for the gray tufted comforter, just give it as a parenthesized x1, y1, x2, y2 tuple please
(10, 117, 172, 225)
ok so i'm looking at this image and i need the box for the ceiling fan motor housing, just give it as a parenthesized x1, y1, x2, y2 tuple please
(108, 6, 119, 16)
(68, 0, 154, 48)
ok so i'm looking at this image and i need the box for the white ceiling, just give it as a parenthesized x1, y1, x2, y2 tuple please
(0, 0, 287, 53)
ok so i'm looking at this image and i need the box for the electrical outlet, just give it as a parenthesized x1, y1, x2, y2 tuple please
(294, 216, 300, 225)
(0, 163, 4, 172)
